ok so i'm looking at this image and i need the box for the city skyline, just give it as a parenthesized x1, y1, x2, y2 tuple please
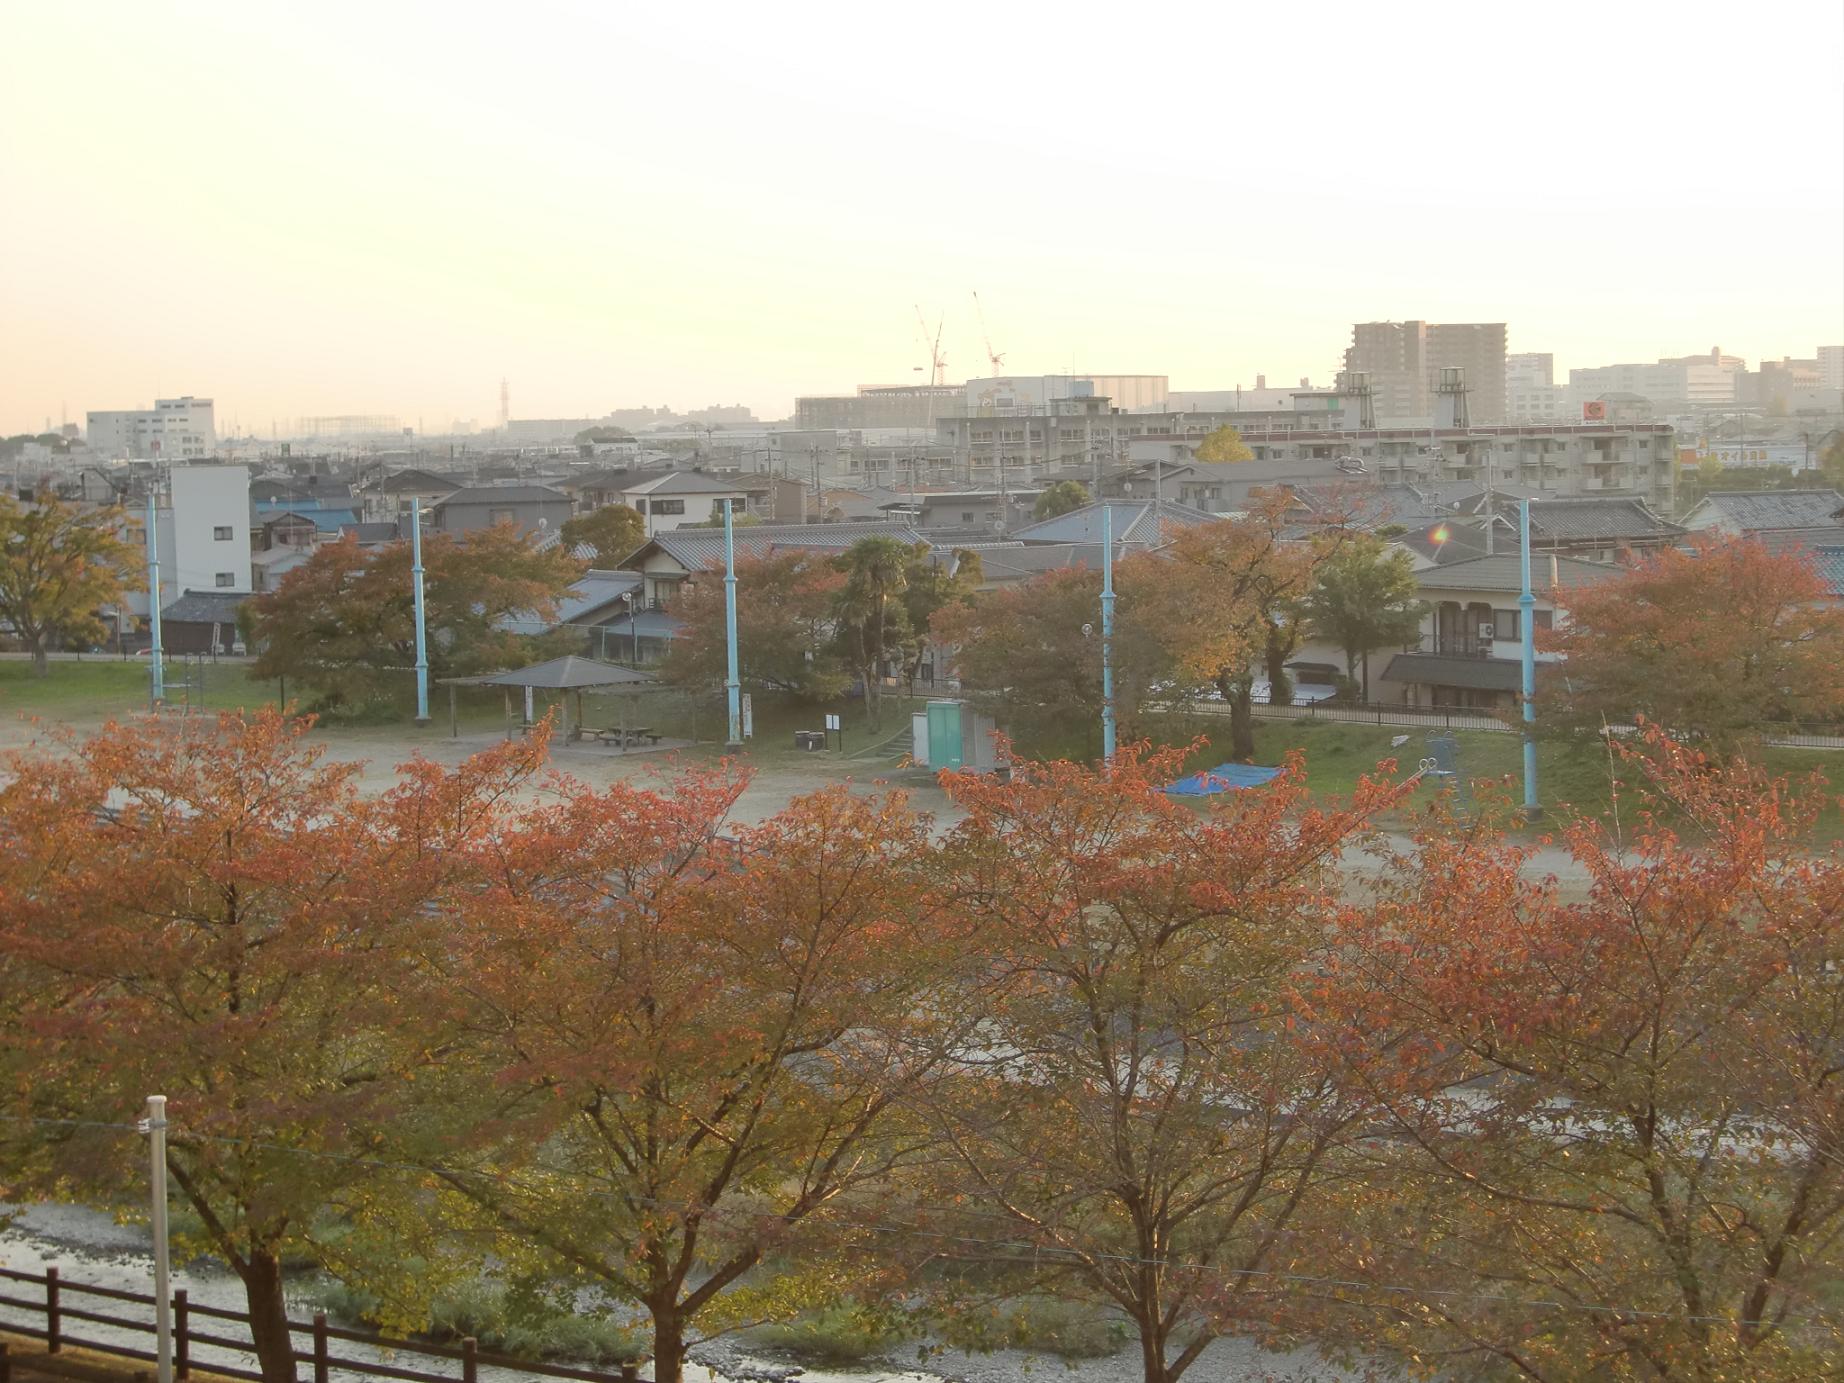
(3, 1, 1840, 436)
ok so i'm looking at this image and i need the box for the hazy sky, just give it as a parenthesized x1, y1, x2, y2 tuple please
(3, 0, 1841, 435)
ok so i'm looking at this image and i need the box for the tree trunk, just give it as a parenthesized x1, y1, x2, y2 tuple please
(1360, 648, 1370, 702)
(32, 642, 49, 678)
(1225, 678, 1255, 762)
(1136, 1316, 1168, 1383)
(648, 1301, 686, 1383)
(239, 1248, 297, 1383)
(1263, 636, 1292, 708)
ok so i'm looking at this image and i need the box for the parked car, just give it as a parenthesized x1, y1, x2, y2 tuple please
(1251, 678, 1338, 705)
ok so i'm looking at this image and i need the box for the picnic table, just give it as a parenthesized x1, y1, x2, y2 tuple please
(581, 725, 661, 748)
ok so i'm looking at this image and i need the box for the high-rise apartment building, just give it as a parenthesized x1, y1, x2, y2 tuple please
(86, 396, 216, 460)
(1815, 345, 1842, 393)
(1343, 322, 1507, 424)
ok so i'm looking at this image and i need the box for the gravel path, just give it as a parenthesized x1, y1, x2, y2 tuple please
(1, 1206, 1377, 1383)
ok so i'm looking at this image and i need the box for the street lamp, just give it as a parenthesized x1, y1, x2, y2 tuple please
(411, 502, 431, 725)
(1100, 504, 1116, 765)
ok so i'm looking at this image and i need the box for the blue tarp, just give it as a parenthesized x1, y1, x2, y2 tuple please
(1163, 763, 1283, 796)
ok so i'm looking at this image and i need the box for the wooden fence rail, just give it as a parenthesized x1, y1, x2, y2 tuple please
(0, 1267, 645, 1383)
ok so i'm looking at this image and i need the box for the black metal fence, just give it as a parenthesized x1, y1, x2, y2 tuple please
(0, 1266, 644, 1383)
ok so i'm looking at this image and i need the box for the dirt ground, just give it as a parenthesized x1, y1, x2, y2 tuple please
(0, 713, 960, 828)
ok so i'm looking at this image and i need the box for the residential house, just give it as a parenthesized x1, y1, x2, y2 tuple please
(619, 521, 926, 608)
(1378, 554, 1620, 709)
(879, 489, 1043, 533)
(1104, 454, 1369, 516)
(1679, 489, 1844, 535)
(249, 511, 322, 593)
(357, 467, 463, 522)
(1007, 499, 1216, 548)
(158, 589, 250, 656)
(617, 471, 749, 535)
(430, 485, 574, 538)
(1521, 496, 1684, 562)
(950, 541, 1107, 589)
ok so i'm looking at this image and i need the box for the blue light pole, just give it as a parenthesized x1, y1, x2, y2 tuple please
(144, 491, 165, 706)
(723, 500, 743, 750)
(1100, 504, 1117, 764)
(1519, 499, 1540, 818)
(411, 501, 430, 724)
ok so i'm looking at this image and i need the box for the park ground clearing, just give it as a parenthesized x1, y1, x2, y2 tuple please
(4, 658, 1843, 842)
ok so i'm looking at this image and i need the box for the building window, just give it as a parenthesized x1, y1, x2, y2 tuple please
(215, 572, 236, 588)
(213, 525, 233, 541)
(489, 509, 515, 525)
(653, 499, 685, 515)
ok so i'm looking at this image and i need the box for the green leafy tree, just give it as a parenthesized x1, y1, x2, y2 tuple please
(1033, 479, 1090, 520)
(558, 503, 646, 563)
(1193, 425, 1253, 464)
(573, 425, 633, 444)
(1297, 534, 1426, 699)
(0, 494, 138, 675)
(242, 526, 583, 708)
(659, 549, 848, 698)
(832, 536, 912, 729)
(899, 546, 977, 694)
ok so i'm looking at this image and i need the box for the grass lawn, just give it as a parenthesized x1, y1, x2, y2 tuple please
(0, 657, 284, 725)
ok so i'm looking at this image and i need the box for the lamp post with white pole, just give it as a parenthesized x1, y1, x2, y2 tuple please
(1100, 504, 1117, 765)
(723, 501, 743, 750)
(1519, 499, 1541, 818)
(145, 492, 165, 707)
(412, 502, 430, 724)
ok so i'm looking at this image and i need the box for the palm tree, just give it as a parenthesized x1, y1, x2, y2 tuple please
(833, 537, 911, 729)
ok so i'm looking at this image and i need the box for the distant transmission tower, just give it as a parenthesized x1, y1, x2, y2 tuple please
(499, 378, 510, 432)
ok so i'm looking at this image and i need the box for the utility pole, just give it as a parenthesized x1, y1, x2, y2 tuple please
(1101, 504, 1117, 765)
(723, 502, 743, 750)
(1519, 499, 1540, 818)
(412, 502, 430, 723)
(142, 1095, 173, 1383)
(144, 492, 165, 706)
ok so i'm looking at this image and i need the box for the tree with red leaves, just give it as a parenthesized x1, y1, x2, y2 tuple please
(1335, 731, 1844, 1380)
(0, 710, 548, 1383)
(1541, 535, 1844, 749)
(914, 745, 1407, 1383)
(408, 770, 972, 1383)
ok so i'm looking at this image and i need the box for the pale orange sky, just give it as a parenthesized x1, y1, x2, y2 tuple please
(3, 0, 1841, 436)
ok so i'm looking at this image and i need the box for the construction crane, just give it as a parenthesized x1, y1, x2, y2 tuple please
(914, 305, 947, 387)
(972, 290, 1006, 376)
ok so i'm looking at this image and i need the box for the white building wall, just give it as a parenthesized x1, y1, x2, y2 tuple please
(86, 397, 216, 460)
(1818, 346, 1844, 392)
(155, 465, 251, 605)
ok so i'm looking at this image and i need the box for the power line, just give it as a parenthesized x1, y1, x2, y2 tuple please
(4, 1114, 1838, 1336)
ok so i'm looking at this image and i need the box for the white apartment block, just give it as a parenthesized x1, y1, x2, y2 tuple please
(1566, 360, 1739, 416)
(87, 396, 217, 460)
(155, 464, 251, 606)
